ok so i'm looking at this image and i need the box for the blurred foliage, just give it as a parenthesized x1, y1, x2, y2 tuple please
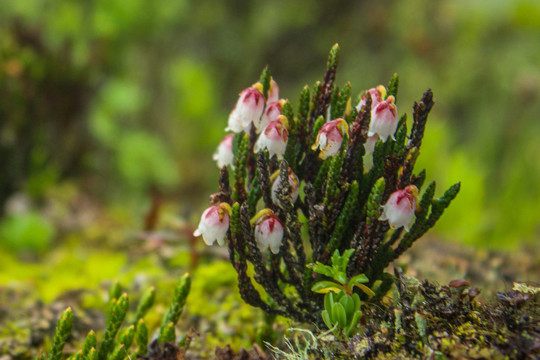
(0, 211, 54, 255)
(0, 243, 128, 303)
(1, 0, 539, 248)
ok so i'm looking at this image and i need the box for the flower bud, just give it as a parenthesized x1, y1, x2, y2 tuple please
(379, 185, 419, 231)
(212, 134, 234, 168)
(193, 203, 232, 246)
(253, 210, 284, 254)
(271, 168, 300, 206)
(311, 118, 348, 160)
(368, 95, 398, 142)
(226, 85, 265, 133)
(254, 115, 289, 159)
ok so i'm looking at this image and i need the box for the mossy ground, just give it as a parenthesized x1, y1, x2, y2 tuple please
(316, 272, 539, 359)
(1, 239, 538, 359)
(0, 194, 538, 359)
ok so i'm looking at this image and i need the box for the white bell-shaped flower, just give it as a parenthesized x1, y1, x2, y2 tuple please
(212, 134, 234, 168)
(254, 115, 289, 160)
(380, 185, 419, 231)
(368, 95, 398, 142)
(226, 84, 265, 133)
(193, 203, 232, 246)
(311, 118, 348, 160)
(253, 209, 284, 254)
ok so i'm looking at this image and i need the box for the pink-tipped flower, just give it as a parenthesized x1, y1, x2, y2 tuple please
(380, 185, 419, 231)
(267, 79, 280, 103)
(254, 115, 289, 159)
(364, 134, 379, 154)
(258, 99, 284, 133)
(252, 209, 284, 254)
(271, 168, 300, 206)
(356, 85, 386, 112)
(226, 84, 265, 133)
(369, 95, 398, 142)
(311, 118, 349, 160)
(193, 203, 232, 246)
(213, 134, 234, 168)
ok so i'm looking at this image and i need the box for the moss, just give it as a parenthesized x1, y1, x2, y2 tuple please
(274, 275, 539, 359)
(186, 261, 272, 354)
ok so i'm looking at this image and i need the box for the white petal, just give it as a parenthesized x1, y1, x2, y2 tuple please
(318, 133, 328, 151)
(255, 231, 269, 252)
(217, 236, 226, 246)
(254, 136, 264, 153)
(268, 231, 283, 254)
(356, 99, 366, 112)
(201, 233, 216, 246)
(320, 139, 341, 159)
(226, 110, 244, 133)
(213, 144, 234, 168)
(268, 140, 287, 159)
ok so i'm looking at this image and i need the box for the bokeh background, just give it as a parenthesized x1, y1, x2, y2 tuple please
(1, 0, 539, 291)
(1, 0, 540, 355)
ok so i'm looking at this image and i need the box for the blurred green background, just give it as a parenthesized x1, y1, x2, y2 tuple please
(1, 0, 539, 257)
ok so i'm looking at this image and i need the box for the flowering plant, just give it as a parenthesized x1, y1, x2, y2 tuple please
(194, 44, 460, 325)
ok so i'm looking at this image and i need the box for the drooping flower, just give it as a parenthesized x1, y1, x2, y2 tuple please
(258, 99, 284, 133)
(379, 185, 419, 231)
(271, 168, 300, 206)
(212, 134, 234, 168)
(226, 84, 265, 133)
(311, 118, 349, 160)
(252, 209, 284, 254)
(368, 95, 398, 142)
(193, 203, 232, 246)
(254, 115, 289, 159)
(267, 79, 280, 103)
(356, 85, 386, 112)
(364, 134, 379, 154)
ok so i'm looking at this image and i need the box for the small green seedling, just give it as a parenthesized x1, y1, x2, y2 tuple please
(310, 250, 375, 337)
(321, 291, 362, 338)
(311, 249, 375, 297)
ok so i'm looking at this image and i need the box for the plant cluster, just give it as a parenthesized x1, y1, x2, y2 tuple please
(39, 274, 191, 360)
(194, 44, 460, 326)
